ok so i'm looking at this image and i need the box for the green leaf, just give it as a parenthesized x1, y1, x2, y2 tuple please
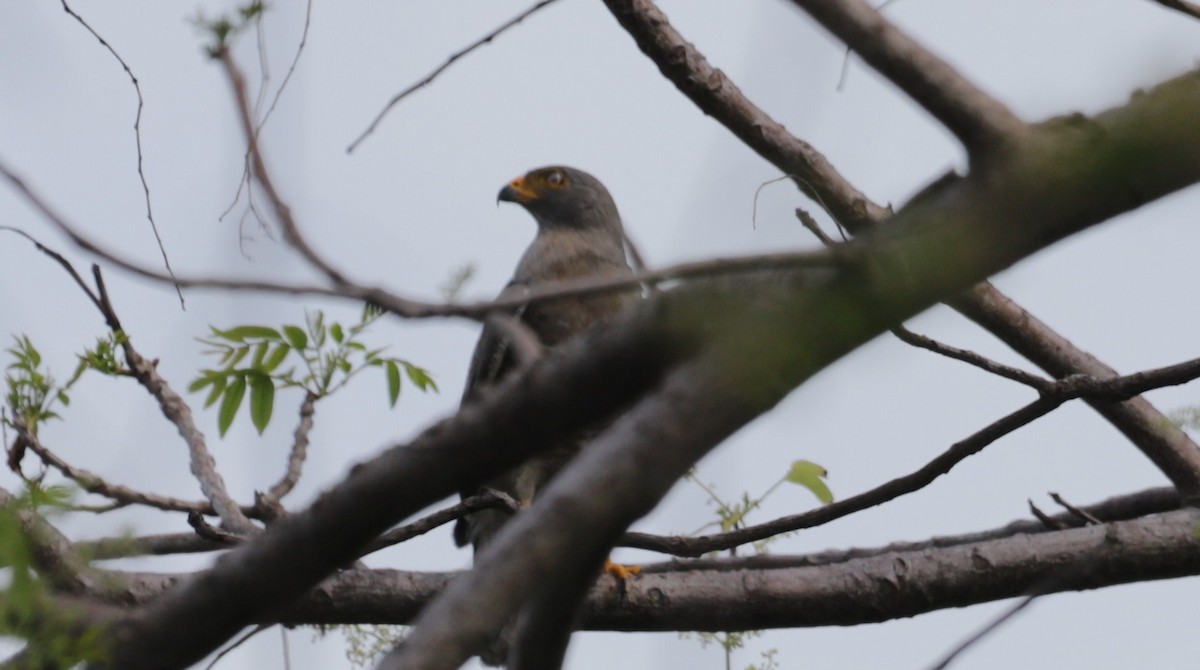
(403, 363, 438, 392)
(386, 360, 401, 408)
(188, 374, 215, 393)
(261, 343, 291, 373)
(204, 374, 228, 408)
(250, 341, 270, 369)
(227, 345, 251, 369)
(217, 325, 282, 342)
(785, 460, 834, 504)
(248, 373, 275, 434)
(55, 390, 70, 407)
(282, 325, 308, 350)
(330, 323, 344, 344)
(218, 374, 247, 436)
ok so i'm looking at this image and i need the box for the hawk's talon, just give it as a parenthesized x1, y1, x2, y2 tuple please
(604, 558, 642, 580)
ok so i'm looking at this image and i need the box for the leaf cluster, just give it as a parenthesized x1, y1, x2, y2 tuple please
(189, 308, 437, 436)
(3, 332, 130, 436)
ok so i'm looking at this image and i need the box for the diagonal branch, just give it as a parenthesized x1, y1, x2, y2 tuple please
(348, 0, 563, 153)
(621, 396, 1063, 557)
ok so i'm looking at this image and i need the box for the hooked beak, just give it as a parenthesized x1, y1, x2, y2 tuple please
(497, 175, 538, 204)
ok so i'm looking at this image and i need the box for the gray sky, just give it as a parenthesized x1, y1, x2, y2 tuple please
(2, 0, 1200, 668)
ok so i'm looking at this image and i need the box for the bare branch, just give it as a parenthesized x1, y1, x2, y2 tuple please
(1146, 0, 1200, 20)
(216, 48, 348, 286)
(347, 0, 563, 153)
(364, 491, 520, 557)
(601, 0, 891, 230)
(222, 0, 314, 226)
(262, 391, 318, 505)
(786, 0, 1027, 156)
(10, 425, 255, 520)
(621, 396, 1064, 557)
(891, 325, 1052, 390)
(91, 267, 256, 534)
(59, 0, 182, 308)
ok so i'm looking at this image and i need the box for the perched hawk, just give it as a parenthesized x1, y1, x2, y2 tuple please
(454, 165, 635, 554)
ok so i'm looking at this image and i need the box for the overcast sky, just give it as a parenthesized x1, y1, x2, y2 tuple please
(2, 1, 1200, 668)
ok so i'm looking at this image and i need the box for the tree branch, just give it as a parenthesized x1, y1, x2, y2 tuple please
(262, 391, 317, 506)
(621, 396, 1063, 557)
(91, 268, 256, 534)
(347, 0, 564, 153)
(217, 48, 348, 286)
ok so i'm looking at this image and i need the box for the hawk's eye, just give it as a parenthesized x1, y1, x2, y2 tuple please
(544, 170, 565, 187)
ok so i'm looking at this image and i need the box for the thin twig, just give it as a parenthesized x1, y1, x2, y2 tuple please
(891, 325, 1051, 390)
(222, 0, 313, 224)
(363, 490, 520, 557)
(204, 625, 272, 670)
(788, 0, 1027, 156)
(926, 595, 1038, 670)
(794, 207, 844, 245)
(347, 0, 563, 153)
(217, 48, 349, 286)
(1049, 492, 1102, 525)
(60, 0, 183, 308)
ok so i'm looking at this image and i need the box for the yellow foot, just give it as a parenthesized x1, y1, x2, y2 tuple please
(604, 558, 642, 580)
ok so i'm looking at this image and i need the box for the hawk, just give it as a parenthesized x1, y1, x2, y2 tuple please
(454, 165, 636, 555)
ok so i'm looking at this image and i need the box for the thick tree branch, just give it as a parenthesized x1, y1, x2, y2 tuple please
(66, 489, 1186, 631)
